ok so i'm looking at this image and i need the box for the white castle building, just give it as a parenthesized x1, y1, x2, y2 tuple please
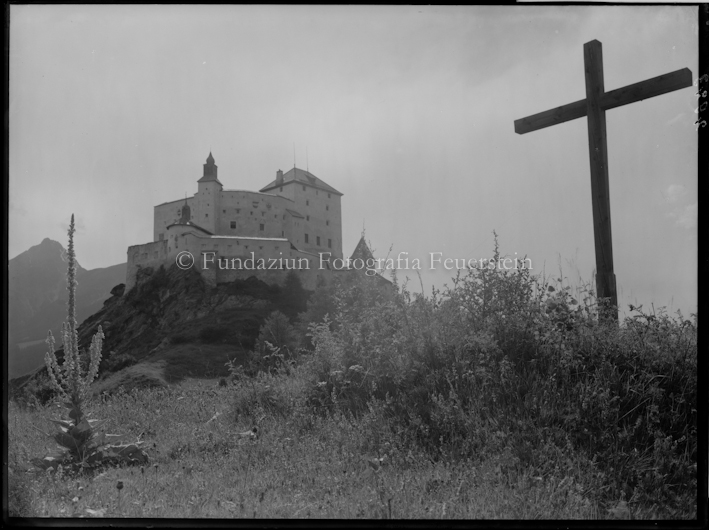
(126, 153, 369, 291)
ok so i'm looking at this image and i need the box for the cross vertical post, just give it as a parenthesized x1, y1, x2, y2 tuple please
(514, 39, 692, 323)
(583, 40, 617, 320)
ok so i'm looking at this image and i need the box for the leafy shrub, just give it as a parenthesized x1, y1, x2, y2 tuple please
(300, 233, 697, 515)
(104, 352, 137, 372)
(35, 215, 149, 473)
(279, 270, 309, 320)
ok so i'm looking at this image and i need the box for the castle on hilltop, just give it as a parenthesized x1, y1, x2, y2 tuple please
(126, 153, 372, 291)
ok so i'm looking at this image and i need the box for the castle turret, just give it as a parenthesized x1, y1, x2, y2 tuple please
(202, 152, 218, 179)
(196, 152, 222, 233)
(180, 198, 191, 222)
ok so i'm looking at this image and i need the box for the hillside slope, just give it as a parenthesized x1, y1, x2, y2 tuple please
(11, 263, 308, 393)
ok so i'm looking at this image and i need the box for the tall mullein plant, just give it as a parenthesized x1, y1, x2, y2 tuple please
(35, 215, 149, 472)
(45, 214, 104, 424)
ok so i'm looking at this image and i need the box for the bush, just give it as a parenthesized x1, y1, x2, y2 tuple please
(247, 311, 299, 375)
(105, 353, 137, 372)
(299, 234, 697, 515)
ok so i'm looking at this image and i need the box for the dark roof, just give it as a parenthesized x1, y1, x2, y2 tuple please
(349, 236, 374, 263)
(165, 220, 214, 235)
(260, 167, 343, 196)
(197, 175, 223, 186)
(285, 208, 305, 219)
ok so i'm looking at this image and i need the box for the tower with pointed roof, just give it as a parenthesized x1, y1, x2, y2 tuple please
(128, 152, 354, 291)
(195, 152, 222, 234)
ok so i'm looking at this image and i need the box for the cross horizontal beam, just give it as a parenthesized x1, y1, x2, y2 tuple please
(514, 68, 692, 134)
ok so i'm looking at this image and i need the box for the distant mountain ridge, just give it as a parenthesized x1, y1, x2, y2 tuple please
(8, 238, 126, 379)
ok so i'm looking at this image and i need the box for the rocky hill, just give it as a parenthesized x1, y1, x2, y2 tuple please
(10, 263, 309, 396)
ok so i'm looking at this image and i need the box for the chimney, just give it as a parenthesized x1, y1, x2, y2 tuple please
(276, 169, 284, 185)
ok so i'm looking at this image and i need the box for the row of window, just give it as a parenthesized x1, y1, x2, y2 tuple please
(176, 201, 332, 221)
(304, 234, 332, 248)
(228, 218, 330, 229)
(280, 184, 332, 199)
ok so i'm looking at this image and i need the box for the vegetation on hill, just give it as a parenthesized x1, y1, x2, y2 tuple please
(8, 235, 697, 519)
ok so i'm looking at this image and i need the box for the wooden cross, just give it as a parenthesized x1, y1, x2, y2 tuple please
(514, 40, 692, 320)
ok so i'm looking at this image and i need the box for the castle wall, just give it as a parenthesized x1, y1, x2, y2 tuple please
(132, 156, 344, 293)
(126, 239, 169, 291)
(180, 233, 328, 290)
(195, 180, 220, 234)
(267, 182, 343, 259)
(214, 190, 292, 240)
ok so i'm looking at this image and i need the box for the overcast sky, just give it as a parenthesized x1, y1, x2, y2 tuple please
(9, 5, 698, 318)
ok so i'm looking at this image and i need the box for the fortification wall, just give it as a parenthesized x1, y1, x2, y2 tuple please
(178, 233, 328, 290)
(126, 239, 169, 291)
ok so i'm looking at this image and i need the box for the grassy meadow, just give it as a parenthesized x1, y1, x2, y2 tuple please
(7, 242, 698, 520)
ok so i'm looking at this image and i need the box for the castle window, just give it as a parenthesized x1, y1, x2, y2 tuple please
(305, 234, 309, 244)
(328, 193, 331, 199)
(274, 214, 277, 218)
(326, 205, 329, 211)
(176, 209, 180, 215)
(223, 210, 226, 213)
(250, 211, 253, 216)
(237, 241, 240, 245)
(326, 221, 329, 226)
(259, 246, 263, 250)
(259, 224, 264, 231)
(281, 231, 284, 237)
(253, 201, 259, 208)
(302, 186, 305, 191)
(328, 239, 332, 248)
(205, 214, 208, 218)
(245, 245, 248, 249)
(306, 200, 309, 206)
(306, 215, 310, 221)
(280, 187, 283, 192)
(283, 215, 286, 220)
(159, 233, 164, 240)
(316, 236, 321, 246)
(262, 212, 265, 217)
(231, 221, 236, 229)
(236, 209, 240, 214)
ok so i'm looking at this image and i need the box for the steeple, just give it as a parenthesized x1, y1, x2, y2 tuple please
(180, 198, 191, 223)
(203, 152, 218, 179)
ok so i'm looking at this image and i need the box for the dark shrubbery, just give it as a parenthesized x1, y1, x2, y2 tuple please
(198, 326, 230, 343)
(171, 333, 194, 345)
(299, 235, 697, 516)
(104, 352, 138, 372)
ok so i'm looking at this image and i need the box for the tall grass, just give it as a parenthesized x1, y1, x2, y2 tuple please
(8, 236, 697, 519)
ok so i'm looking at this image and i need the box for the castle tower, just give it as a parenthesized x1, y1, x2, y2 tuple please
(180, 198, 191, 222)
(196, 152, 222, 233)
